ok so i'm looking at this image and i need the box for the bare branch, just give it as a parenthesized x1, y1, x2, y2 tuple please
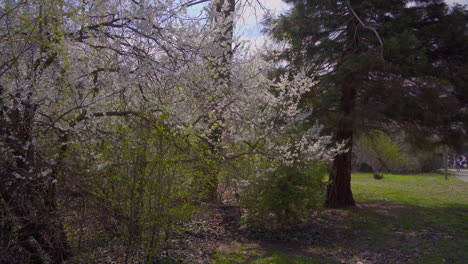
(183, 0, 211, 8)
(345, 0, 385, 61)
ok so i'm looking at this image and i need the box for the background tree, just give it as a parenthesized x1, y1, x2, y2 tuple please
(268, 0, 467, 207)
(194, 0, 236, 202)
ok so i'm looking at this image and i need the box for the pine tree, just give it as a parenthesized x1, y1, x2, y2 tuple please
(268, 0, 467, 207)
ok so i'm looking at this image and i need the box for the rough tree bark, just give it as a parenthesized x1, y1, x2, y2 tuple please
(325, 81, 357, 208)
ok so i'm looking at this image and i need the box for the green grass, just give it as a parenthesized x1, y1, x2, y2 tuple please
(352, 173, 467, 232)
(352, 173, 468, 207)
(212, 173, 468, 263)
(350, 173, 468, 264)
(212, 246, 337, 264)
(213, 252, 314, 264)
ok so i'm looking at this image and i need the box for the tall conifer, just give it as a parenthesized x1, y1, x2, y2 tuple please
(268, 0, 467, 207)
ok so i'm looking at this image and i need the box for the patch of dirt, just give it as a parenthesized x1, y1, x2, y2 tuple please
(160, 204, 247, 263)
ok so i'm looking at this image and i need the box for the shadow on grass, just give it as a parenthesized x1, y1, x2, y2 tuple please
(213, 202, 467, 264)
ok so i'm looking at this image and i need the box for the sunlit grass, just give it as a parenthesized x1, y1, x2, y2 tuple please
(352, 173, 468, 207)
(212, 250, 337, 264)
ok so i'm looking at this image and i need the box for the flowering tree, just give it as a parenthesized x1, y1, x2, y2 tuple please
(0, 0, 339, 261)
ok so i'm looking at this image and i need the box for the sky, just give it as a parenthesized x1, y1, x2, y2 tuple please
(188, 0, 468, 51)
(236, 0, 290, 50)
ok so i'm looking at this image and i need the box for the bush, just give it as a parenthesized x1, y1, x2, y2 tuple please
(355, 131, 407, 172)
(240, 162, 327, 230)
(64, 117, 196, 262)
(355, 131, 444, 173)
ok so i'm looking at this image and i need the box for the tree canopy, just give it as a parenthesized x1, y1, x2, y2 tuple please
(268, 0, 467, 207)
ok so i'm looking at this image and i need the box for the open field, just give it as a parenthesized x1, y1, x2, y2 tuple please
(212, 173, 468, 264)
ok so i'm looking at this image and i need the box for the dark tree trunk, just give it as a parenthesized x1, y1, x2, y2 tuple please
(325, 138, 356, 208)
(325, 81, 356, 208)
(0, 92, 70, 263)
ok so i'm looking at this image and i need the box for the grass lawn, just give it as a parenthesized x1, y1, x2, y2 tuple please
(351, 173, 467, 264)
(212, 173, 468, 263)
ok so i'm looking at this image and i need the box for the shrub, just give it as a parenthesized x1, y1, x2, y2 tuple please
(65, 117, 196, 262)
(240, 162, 327, 230)
(356, 131, 407, 172)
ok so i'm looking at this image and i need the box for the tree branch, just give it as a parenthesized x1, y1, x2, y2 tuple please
(183, 0, 211, 8)
(345, 0, 385, 61)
